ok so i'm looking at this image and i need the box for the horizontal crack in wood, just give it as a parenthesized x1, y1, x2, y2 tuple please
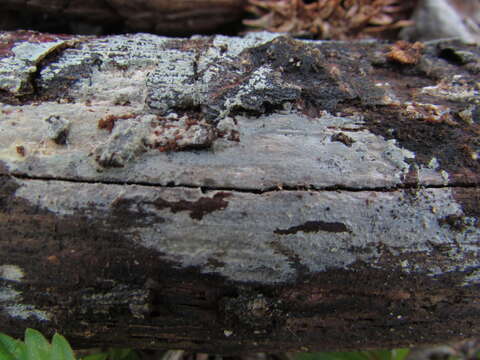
(2, 172, 479, 194)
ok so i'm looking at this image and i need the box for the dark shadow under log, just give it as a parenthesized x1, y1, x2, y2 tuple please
(0, 0, 246, 36)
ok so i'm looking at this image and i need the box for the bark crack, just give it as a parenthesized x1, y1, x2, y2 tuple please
(3, 172, 479, 195)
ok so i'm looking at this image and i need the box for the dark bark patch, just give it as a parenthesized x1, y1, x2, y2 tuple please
(206, 257, 225, 269)
(331, 132, 355, 147)
(111, 197, 165, 228)
(451, 188, 480, 220)
(246, 37, 354, 112)
(438, 214, 471, 232)
(361, 105, 480, 185)
(220, 292, 284, 330)
(153, 192, 232, 220)
(0, 173, 479, 352)
(0, 167, 21, 211)
(355, 42, 480, 186)
(358, 42, 480, 184)
(274, 220, 350, 235)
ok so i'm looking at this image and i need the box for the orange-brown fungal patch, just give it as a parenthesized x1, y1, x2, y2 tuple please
(15, 145, 25, 157)
(98, 113, 136, 133)
(148, 115, 216, 153)
(387, 40, 424, 65)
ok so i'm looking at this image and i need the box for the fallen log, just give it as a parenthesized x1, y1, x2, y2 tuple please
(0, 30, 479, 353)
(0, 0, 246, 35)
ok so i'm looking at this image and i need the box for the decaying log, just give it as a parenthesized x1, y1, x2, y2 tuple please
(0, 30, 479, 353)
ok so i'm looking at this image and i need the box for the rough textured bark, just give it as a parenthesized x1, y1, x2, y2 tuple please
(0, 30, 479, 353)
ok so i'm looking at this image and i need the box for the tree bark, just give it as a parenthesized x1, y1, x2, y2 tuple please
(0, 30, 479, 353)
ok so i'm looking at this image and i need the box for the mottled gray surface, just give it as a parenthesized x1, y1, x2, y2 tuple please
(0, 37, 67, 94)
(11, 178, 480, 284)
(0, 31, 479, 288)
(0, 103, 431, 189)
(0, 265, 51, 321)
(0, 32, 456, 189)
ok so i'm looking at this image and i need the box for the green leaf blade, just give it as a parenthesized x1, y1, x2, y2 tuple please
(81, 353, 109, 360)
(24, 329, 51, 360)
(0, 333, 19, 359)
(51, 334, 75, 360)
(0, 348, 16, 360)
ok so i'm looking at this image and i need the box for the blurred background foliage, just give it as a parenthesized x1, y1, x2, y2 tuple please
(1, 329, 479, 360)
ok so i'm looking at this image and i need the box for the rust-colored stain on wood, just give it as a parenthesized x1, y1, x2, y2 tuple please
(152, 192, 232, 220)
(15, 145, 25, 156)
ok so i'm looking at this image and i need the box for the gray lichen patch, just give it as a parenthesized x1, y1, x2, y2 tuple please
(0, 265, 24, 282)
(45, 115, 71, 145)
(0, 33, 478, 191)
(146, 55, 302, 120)
(0, 104, 421, 189)
(38, 33, 172, 103)
(80, 284, 151, 319)
(218, 64, 301, 119)
(94, 113, 216, 168)
(145, 49, 198, 113)
(0, 31, 78, 96)
(3, 304, 51, 322)
(0, 264, 52, 321)
(210, 32, 282, 59)
(12, 178, 480, 284)
(145, 35, 383, 120)
(95, 115, 153, 168)
(421, 77, 480, 104)
(146, 114, 216, 152)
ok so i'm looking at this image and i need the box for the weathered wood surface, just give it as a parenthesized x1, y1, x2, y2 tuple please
(0, 30, 479, 353)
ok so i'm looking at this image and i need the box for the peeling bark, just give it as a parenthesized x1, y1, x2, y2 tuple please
(0, 30, 479, 353)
